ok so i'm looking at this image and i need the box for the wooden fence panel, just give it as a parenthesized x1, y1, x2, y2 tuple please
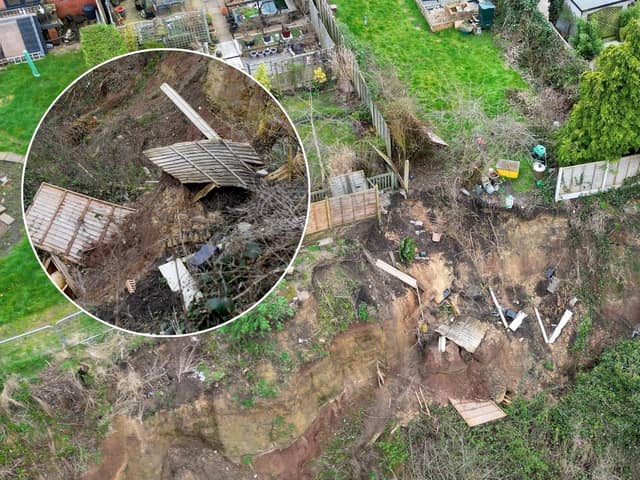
(555, 154, 640, 201)
(306, 188, 379, 234)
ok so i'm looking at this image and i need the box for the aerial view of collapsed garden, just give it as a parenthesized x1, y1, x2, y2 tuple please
(0, 0, 639, 478)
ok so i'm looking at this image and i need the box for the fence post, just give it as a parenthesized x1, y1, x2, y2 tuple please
(375, 185, 381, 225)
(325, 198, 332, 229)
(601, 161, 610, 190)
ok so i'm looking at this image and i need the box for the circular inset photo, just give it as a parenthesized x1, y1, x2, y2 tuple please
(22, 49, 309, 336)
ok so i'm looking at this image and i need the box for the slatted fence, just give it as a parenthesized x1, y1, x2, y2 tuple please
(555, 154, 640, 201)
(306, 187, 380, 234)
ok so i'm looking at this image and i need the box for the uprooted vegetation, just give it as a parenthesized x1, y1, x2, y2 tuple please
(23, 51, 308, 334)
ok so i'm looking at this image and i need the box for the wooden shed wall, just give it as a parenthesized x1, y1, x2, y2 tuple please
(26, 183, 134, 264)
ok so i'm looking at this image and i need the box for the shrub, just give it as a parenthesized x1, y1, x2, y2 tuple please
(558, 19, 640, 165)
(221, 294, 293, 344)
(398, 237, 416, 265)
(254, 63, 272, 92)
(619, 4, 640, 38)
(80, 24, 127, 68)
(570, 18, 603, 60)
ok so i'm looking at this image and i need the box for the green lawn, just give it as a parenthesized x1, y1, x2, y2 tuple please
(332, 0, 527, 121)
(0, 51, 86, 153)
(0, 239, 73, 336)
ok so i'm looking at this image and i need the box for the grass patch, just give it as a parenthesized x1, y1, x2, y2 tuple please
(0, 51, 86, 153)
(0, 239, 71, 335)
(332, 0, 526, 124)
(280, 91, 364, 188)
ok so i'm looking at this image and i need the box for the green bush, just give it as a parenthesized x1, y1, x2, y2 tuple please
(558, 19, 640, 165)
(570, 18, 604, 60)
(221, 294, 293, 345)
(398, 237, 416, 265)
(80, 24, 127, 67)
(620, 4, 640, 40)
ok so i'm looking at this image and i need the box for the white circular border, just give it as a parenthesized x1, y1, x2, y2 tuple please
(21, 47, 312, 338)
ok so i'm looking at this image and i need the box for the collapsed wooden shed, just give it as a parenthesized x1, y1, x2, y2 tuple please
(25, 183, 135, 264)
(143, 140, 263, 190)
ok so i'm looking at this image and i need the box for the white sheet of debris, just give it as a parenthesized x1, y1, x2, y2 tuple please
(159, 258, 203, 310)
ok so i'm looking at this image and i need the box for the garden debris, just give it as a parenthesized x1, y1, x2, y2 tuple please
(158, 258, 203, 310)
(438, 335, 447, 352)
(25, 183, 135, 264)
(548, 310, 573, 344)
(508, 311, 527, 332)
(143, 140, 262, 190)
(435, 317, 488, 354)
(449, 398, 507, 427)
(125, 279, 137, 294)
(432, 232, 442, 242)
(534, 307, 550, 343)
(161, 82, 220, 141)
(0, 213, 13, 225)
(547, 276, 561, 294)
(190, 242, 219, 267)
(544, 266, 556, 278)
(0, 175, 8, 186)
(318, 237, 333, 247)
(373, 258, 419, 289)
(489, 287, 509, 329)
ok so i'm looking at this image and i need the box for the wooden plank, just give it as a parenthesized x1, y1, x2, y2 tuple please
(548, 310, 573, 344)
(449, 398, 507, 427)
(489, 287, 509, 329)
(534, 306, 549, 344)
(374, 258, 418, 289)
(0, 213, 15, 225)
(370, 143, 405, 190)
(161, 83, 220, 141)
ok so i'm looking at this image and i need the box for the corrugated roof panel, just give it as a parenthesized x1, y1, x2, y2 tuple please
(26, 183, 135, 264)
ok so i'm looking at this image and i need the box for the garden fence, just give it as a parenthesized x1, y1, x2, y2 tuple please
(119, 10, 211, 51)
(555, 154, 640, 201)
(245, 49, 335, 91)
(306, 187, 380, 234)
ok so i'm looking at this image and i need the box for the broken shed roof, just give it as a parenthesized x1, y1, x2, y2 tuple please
(26, 183, 135, 264)
(435, 317, 489, 353)
(143, 140, 263, 189)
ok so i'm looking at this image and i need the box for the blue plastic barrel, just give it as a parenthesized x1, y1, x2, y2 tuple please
(83, 4, 97, 20)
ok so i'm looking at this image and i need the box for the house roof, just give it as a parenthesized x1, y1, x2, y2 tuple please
(570, 0, 627, 12)
(26, 183, 135, 264)
(143, 140, 263, 189)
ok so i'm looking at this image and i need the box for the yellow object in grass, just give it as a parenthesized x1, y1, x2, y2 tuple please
(496, 159, 520, 179)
